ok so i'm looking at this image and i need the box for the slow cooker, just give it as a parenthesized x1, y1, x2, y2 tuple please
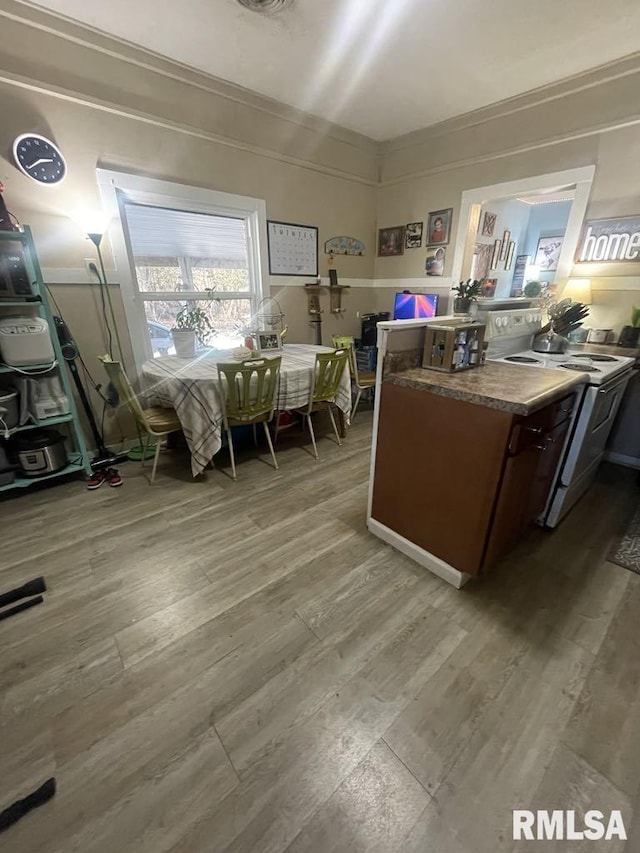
(15, 429, 68, 476)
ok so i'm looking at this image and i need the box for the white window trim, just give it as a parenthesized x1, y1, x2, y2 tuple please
(97, 169, 268, 373)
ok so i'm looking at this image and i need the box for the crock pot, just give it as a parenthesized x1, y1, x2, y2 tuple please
(15, 429, 68, 476)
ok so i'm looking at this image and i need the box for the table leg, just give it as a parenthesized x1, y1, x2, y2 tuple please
(336, 407, 346, 438)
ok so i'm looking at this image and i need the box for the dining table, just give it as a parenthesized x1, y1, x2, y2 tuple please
(141, 343, 352, 476)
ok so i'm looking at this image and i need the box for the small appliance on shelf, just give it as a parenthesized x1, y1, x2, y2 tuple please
(0, 316, 55, 366)
(422, 320, 486, 372)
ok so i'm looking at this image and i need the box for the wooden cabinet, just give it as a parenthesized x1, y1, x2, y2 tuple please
(371, 382, 576, 576)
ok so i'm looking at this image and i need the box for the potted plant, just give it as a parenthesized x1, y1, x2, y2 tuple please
(171, 305, 214, 358)
(452, 279, 483, 314)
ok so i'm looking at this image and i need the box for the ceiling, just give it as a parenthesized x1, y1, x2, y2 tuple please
(29, 0, 640, 141)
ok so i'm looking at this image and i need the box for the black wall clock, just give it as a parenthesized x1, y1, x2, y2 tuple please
(12, 133, 66, 185)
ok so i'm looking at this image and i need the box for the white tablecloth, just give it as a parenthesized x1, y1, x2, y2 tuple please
(142, 344, 352, 476)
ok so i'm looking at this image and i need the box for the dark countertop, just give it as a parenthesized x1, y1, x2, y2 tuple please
(385, 362, 585, 416)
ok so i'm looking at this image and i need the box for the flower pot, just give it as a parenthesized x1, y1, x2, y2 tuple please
(171, 329, 196, 359)
(453, 297, 472, 315)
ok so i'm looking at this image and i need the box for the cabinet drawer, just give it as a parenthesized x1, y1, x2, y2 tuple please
(508, 393, 576, 455)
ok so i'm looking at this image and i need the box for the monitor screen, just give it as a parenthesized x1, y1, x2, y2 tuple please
(393, 292, 438, 320)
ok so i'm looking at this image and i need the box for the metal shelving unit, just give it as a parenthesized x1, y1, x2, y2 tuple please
(0, 226, 92, 491)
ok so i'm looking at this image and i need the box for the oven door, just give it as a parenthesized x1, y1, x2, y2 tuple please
(559, 370, 632, 485)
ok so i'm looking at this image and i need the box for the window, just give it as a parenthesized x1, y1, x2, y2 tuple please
(97, 171, 267, 370)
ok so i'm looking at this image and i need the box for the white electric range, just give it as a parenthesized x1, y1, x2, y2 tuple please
(481, 308, 635, 527)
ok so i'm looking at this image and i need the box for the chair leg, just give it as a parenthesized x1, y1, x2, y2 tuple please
(328, 404, 342, 446)
(226, 427, 237, 480)
(306, 414, 319, 460)
(150, 437, 162, 484)
(141, 434, 151, 468)
(263, 421, 278, 470)
(252, 423, 258, 447)
(351, 389, 362, 421)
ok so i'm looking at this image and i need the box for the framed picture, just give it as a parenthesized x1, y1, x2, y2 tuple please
(512, 254, 530, 288)
(425, 246, 446, 276)
(490, 239, 502, 270)
(256, 330, 282, 352)
(473, 242, 494, 280)
(505, 241, 515, 271)
(405, 221, 423, 249)
(267, 220, 318, 276)
(534, 235, 564, 271)
(427, 209, 452, 245)
(481, 278, 497, 298)
(499, 230, 511, 260)
(378, 225, 405, 256)
(481, 211, 497, 237)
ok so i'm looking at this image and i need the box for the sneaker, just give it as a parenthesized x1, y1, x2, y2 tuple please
(105, 468, 123, 488)
(87, 469, 107, 490)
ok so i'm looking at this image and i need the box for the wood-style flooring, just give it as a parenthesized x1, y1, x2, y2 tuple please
(1, 413, 639, 852)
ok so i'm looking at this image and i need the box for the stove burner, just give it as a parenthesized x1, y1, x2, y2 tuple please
(569, 353, 617, 362)
(560, 363, 602, 373)
(504, 355, 541, 364)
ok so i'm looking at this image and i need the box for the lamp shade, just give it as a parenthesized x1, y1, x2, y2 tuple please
(563, 278, 592, 305)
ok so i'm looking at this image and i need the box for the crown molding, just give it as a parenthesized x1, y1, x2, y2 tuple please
(380, 113, 640, 187)
(0, 68, 379, 188)
(3, 0, 381, 154)
(382, 51, 640, 153)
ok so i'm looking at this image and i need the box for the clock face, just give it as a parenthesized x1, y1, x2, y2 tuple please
(13, 134, 66, 185)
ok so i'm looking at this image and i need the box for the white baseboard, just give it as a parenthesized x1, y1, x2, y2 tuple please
(367, 517, 471, 589)
(603, 450, 640, 469)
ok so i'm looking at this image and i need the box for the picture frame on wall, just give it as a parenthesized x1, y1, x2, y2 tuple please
(505, 241, 515, 270)
(499, 230, 511, 260)
(482, 278, 497, 298)
(427, 209, 452, 245)
(534, 235, 564, 271)
(425, 246, 446, 276)
(490, 239, 502, 270)
(404, 221, 423, 249)
(378, 225, 405, 256)
(481, 211, 497, 237)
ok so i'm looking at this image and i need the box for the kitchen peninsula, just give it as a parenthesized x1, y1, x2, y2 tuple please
(367, 319, 586, 588)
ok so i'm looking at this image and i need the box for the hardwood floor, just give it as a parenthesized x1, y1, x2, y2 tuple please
(1, 414, 639, 852)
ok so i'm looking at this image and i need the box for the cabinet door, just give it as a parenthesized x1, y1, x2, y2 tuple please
(528, 418, 571, 519)
(482, 442, 541, 572)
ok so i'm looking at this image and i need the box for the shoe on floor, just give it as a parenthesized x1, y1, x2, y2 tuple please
(105, 468, 123, 487)
(87, 469, 107, 490)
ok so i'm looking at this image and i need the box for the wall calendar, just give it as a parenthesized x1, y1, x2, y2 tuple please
(267, 220, 318, 276)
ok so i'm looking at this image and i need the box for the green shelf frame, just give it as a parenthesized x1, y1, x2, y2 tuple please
(0, 227, 92, 492)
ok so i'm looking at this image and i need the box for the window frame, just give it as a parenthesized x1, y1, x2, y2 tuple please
(97, 169, 268, 372)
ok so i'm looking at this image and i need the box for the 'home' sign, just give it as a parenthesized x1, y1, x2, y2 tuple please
(576, 215, 640, 263)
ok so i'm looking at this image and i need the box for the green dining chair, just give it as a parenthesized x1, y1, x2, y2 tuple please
(331, 335, 376, 420)
(293, 348, 349, 460)
(99, 356, 182, 484)
(216, 356, 281, 479)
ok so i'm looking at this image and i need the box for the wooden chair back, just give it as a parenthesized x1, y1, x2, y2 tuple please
(216, 357, 282, 422)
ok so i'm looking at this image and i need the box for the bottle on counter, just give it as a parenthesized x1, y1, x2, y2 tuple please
(468, 331, 479, 365)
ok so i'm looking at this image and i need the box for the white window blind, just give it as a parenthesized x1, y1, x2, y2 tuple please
(124, 203, 248, 266)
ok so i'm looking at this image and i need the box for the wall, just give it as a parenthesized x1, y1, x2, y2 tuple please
(377, 54, 640, 321)
(0, 2, 379, 446)
(521, 200, 572, 289)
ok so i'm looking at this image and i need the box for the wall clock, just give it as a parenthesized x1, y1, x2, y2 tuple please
(12, 133, 66, 185)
